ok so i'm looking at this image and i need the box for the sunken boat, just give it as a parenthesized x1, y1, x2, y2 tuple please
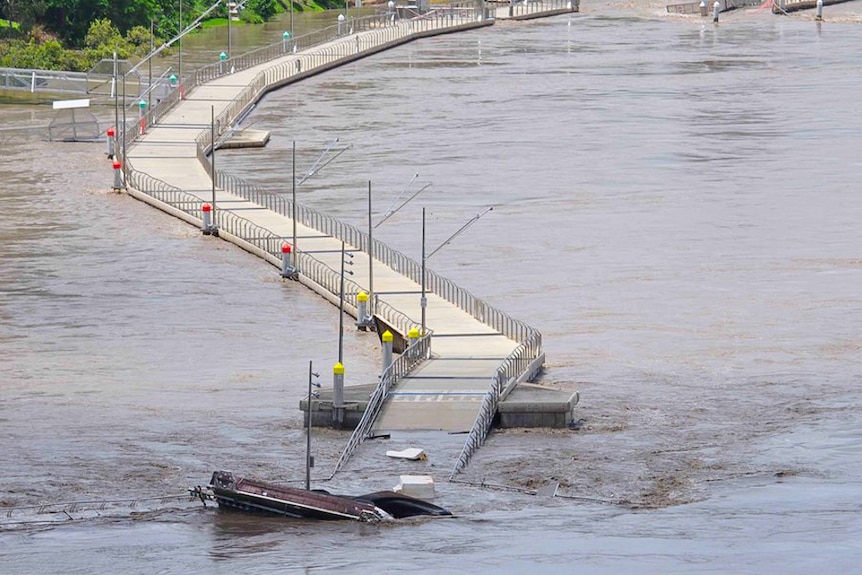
(194, 471, 451, 522)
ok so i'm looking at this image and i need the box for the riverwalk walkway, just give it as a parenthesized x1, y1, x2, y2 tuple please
(120, 2, 574, 476)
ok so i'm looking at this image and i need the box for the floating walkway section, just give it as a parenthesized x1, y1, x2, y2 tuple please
(116, 3, 577, 478)
(666, 0, 854, 15)
(493, 0, 579, 20)
(772, 0, 856, 13)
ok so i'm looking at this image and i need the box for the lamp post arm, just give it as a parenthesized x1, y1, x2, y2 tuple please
(296, 140, 352, 186)
(426, 206, 494, 261)
(374, 182, 431, 229)
(380, 172, 418, 217)
(126, 0, 222, 77)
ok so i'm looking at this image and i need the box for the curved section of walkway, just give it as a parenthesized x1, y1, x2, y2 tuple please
(119, 4, 548, 473)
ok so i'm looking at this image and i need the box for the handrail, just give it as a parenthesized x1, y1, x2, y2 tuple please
(450, 329, 542, 477)
(505, 0, 576, 18)
(329, 332, 432, 477)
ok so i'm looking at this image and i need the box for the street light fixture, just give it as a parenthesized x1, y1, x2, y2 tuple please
(148, 18, 155, 109)
(178, 0, 183, 89)
(290, 138, 352, 256)
(363, 174, 429, 328)
(210, 106, 217, 233)
(420, 206, 494, 336)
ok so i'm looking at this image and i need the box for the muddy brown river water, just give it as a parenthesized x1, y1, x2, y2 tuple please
(2, 1, 861, 572)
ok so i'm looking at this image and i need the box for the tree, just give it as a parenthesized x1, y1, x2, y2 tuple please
(41, 0, 111, 46)
(1, 0, 47, 35)
(245, 0, 279, 22)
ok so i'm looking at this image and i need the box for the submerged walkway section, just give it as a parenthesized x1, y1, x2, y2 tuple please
(119, 4, 553, 477)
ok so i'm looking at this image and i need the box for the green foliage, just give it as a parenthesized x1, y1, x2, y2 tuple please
(0, 0, 330, 72)
(0, 37, 63, 69)
(83, 18, 121, 48)
(244, 0, 279, 21)
(200, 17, 228, 29)
(0, 17, 159, 70)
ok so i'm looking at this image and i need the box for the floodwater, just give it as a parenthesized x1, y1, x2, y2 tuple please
(2, 1, 862, 572)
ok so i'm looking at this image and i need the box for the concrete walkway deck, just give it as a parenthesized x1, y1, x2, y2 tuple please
(126, 15, 528, 434)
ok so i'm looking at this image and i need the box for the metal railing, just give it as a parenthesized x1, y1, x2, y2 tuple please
(329, 331, 432, 477)
(667, 0, 767, 13)
(0, 66, 101, 95)
(773, 0, 851, 12)
(504, 0, 577, 18)
(2, 494, 190, 523)
(450, 330, 542, 477)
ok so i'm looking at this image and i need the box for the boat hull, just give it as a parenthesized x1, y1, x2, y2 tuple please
(208, 471, 388, 522)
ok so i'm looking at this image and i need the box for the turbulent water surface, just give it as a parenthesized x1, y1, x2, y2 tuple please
(2, 1, 861, 572)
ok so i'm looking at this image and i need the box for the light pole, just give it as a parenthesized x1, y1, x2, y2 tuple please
(121, 70, 126, 161)
(374, 173, 429, 229)
(226, 0, 231, 61)
(421, 207, 427, 336)
(178, 0, 183, 87)
(338, 241, 354, 364)
(306, 360, 320, 490)
(113, 51, 119, 157)
(367, 181, 374, 321)
(291, 140, 297, 254)
(289, 138, 351, 264)
(334, 241, 353, 429)
(209, 105, 219, 234)
(148, 19, 153, 109)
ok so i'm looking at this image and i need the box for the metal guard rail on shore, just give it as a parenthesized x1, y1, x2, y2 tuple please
(329, 332, 432, 477)
(0, 66, 99, 95)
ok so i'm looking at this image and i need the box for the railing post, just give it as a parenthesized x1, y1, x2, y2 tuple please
(106, 127, 115, 158)
(112, 159, 123, 190)
(407, 327, 420, 358)
(281, 242, 298, 279)
(382, 330, 394, 380)
(356, 291, 373, 330)
(333, 361, 345, 429)
(201, 202, 213, 235)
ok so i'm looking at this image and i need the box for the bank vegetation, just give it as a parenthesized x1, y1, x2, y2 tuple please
(0, 0, 333, 72)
